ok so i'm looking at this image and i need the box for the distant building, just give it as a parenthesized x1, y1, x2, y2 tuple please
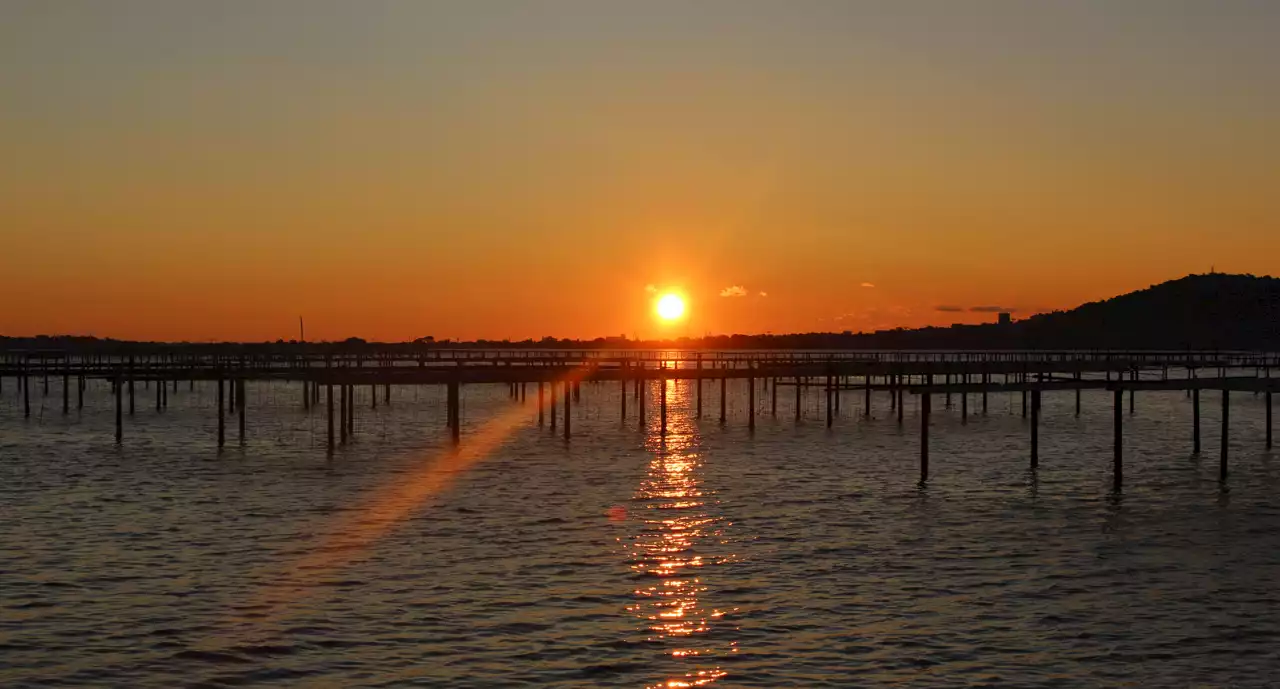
(998, 312, 1012, 326)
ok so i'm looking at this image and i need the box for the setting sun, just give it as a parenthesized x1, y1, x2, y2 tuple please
(656, 294, 686, 321)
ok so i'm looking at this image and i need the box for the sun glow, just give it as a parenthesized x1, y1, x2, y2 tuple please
(656, 294, 686, 321)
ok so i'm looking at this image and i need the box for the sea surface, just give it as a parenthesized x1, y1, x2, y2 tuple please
(2, 373, 1279, 687)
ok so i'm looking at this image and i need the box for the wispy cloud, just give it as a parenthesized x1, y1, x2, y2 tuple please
(860, 282, 875, 288)
(935, 305, 964, 312)
(644, 284, 658, 294)
(758, 291, 768, 297)
(969, 305, 1015, 313)
(720, 285, 748, 297)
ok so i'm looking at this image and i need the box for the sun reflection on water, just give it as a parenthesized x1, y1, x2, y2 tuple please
(622, 377, 738, 688)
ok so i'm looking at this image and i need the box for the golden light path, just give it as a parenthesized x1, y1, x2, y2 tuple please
(626, 373, 738, 688)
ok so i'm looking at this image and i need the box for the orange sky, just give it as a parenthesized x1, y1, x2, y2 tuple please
(2, 2, 1278, 342)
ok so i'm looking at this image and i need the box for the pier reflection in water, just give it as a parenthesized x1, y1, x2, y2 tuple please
(623, 376, 740, 688)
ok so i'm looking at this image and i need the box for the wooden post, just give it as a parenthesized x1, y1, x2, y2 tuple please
(155, 374, 162, 412)
(77, 373, 84, 410)
(719, 375, 727, 423)
(228, 373, 236, 414)
(864, 374, 872, 418)
(660, 374, 667, 435)
(825, 374, 833, 428)
(573, 381, 580, 403)
(539, 381, 546, 426)
(897, 377, 904, 425)
(449, 380, 461, 444)
(237, 380, 246, 443)
(796, 376, 803, 422)
(619, 366, 626, 421)
(771, 377, 778, 417)
(1030, 389, 1040, 468)
(128, 358, 135, 416)
(961, 386, 968, 425)
(982, 372, 988, 415)
(1193, 388, 1201, 453)
(217, 375, 226, 449)
(920, 391, 930, 483)
(890, 374, 897, 411)
(637, 373, 644, 426)
(327, 382, 335, 451)
(1220, 389, 1230, 482)
(115, 370, 123, 443)
(62, 364, 70, 415)
(372, 383, 377, 409)
(945, 372, 952, 408)
(348, 385, 355, 437)
(340, 384, 348, 445)
(303, 380, 310, 411)
(1267, 390, 1273, 450)
(549, 378, 557, 430)
(1113, 388, 1123, 492)
(563, 380, 571, 440)
(696, 357, 703, 419)
(1129, 369, 1136, 415)
(834, 376, 841, 415)
(387, 382, 392, 406)
(748, 372, 756, 431)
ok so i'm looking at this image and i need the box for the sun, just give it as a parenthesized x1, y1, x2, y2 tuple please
(656, 293, 686, 321)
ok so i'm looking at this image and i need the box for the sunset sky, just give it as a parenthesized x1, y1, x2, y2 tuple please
(2, 1, 1278, 342)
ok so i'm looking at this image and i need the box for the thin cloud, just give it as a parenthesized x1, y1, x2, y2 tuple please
(860, 282, 875, 288)
(719, 285, 748, 297)
(644, 284, 658, 294)
(758, 291, 768, 297)
(970, 305, 1015, 313)
(935, 305, 964, 313)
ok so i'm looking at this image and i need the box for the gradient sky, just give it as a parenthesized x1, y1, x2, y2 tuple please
(2, 1, 1278, 341)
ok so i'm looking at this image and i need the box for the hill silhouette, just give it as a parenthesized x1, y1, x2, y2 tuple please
(2, 273, 1277, 352)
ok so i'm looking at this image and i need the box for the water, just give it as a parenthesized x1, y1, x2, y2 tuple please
(2, 376, 1279, 687)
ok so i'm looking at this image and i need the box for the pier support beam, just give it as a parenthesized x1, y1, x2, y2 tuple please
(564, 380, 571, 440)
(719, 376, 726, 424)
(796, 376, 802, 422)
(864, 376, 872, 418)
(825, 375, 833, 428)
(1220, 390, 1230, 482)
(696, 359, 702, 419)
(237, 380, 246, 444)
(217, 376, 226, 449)
(1030, 389, 1040, 469)
(961, 386, 968, 425)
(1113, 389, 1123, 492)
(660, 376, 667, 435)
(619, 375, 626, 421)
(115, 371, 123, 444)
(327, 383, 334, 452)
(772, 377, 778, 417)
(62, 365, 69, 415)
(1193, 388, 1201, 454)
(920, 392, 930, 484)
(448, 380, 461, 444)
(550, 379, 557, 430)
(1267, 391, 1273, 450)
(340, 385, 348, 445)
(748, 374, 756, 431)
(539, 381, 546, 426)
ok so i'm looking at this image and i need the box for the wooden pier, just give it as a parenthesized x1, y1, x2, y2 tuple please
(3, 348, 1275, 491)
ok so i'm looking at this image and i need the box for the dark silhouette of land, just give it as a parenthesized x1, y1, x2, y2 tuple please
(3, 273, 1278, 353)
